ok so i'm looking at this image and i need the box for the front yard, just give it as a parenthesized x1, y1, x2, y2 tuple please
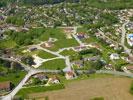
(39, 59, 66, 70)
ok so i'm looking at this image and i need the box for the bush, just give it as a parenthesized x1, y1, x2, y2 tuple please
(130, 81, 133, 94)
(90, 97, 104, 100)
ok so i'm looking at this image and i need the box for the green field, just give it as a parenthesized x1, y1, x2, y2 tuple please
(82, 0, 133, 10)
(0, 39, 16, 49)
(23, 50, 57, 59)
(60, 49, 78, 56)
(39, 28, 79, 51)
(16, 84, 65, 98)
(39, 59, 66, 70)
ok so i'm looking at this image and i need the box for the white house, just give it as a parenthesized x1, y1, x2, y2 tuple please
(110, 53, 120, 60)
(127, 34, 133, 46)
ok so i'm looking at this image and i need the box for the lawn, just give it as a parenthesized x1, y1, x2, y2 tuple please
(37, 50, 56, 59)
(0, 39, 16, 49)
(77, 27, 88, 33)
(47, 38, 79, 51)
(39, 28, 65, 41)
(23, 50, 57, 59)
(0, 71, 26, 86)
(16, 84, 65, 99)
(39, 59, 66, 70)
(39, 28, 79, 51)
(60, 49, 78, 56)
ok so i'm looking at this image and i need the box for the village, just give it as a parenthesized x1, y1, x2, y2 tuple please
(1, 0, 133, 100)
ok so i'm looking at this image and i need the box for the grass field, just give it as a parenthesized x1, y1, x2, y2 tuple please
(39, 59, 66, 70)
(16, 84, 65, 99)
(24, 50, 57, 59)
(27, 76, 133, 100)
(0, 39, 16, 49)
(39, 28, 79, 51)
(60, 49, 78, 56)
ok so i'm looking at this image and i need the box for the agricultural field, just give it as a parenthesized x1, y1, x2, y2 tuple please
(25, 75, 133, 100)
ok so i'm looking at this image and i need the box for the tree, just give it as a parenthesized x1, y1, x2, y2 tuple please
(21, 56, 34, 66)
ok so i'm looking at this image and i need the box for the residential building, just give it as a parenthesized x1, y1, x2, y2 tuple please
(0, 81, 13, 92)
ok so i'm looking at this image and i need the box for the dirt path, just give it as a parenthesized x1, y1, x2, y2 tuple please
(29, 77, 133, 100)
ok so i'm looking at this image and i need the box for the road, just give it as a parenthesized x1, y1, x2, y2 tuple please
(72, 33, 84, 46)
(120, 21, 132, 56)
(121, 22, 128, 45)
(96, 70, 133, 78)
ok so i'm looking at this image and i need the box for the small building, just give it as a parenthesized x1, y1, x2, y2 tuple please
(44, 41, 53, 48)
(84, 56, 99, 62)
(77, 32, 85, 39)
(126, 66, 133, 71)
(105, 64, 113, 70)
(48, 76, 60, 84)
(33, 73, 48, 81)
(0, 81, 13, 92)
(110, 53, 120, 60)
(127, 34, 133, 46)
(73, 46, 87, 52)
(72, 60, 84, 68)
(0, 16, 4, 20)
(28, 47, 37, 52)
(127, 56, 133, 62)
(65, 71, 75, 80)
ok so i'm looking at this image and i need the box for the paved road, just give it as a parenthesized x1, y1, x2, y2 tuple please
(96, 70, 133, 78)
(120, 21, 132, 56)
(72, 34, 84, 46)
(64, 56, 71, 71)
(121, 22, 128, 45)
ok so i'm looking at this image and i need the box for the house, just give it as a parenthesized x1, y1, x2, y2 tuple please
(41, 38, 57, 48)
(105, 64, 113, 70)
(109, 44, 115, 48)
(0, 16, 4, 20)
(48, 76, 60, 84)
(8, 26, 18, 32)
(76, 32, 87, 39)
(127, 34, 133, 46)
(65, 71, 76, 80)
(95, 32, 102, 38)
(28, 47, 37, 52)
(0, 81, 13, 92)
(127, 56, 133, 62)
(73, 46, 87, 52)
(43, 41, 53, 48)
(71, 60, 84, 68)
(33, 73, 48, 81)
(110, 53, 120, 60)
(126, 66, 133, 71)
(63, 27, 74, 39)
(84, 56, 99, 62)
